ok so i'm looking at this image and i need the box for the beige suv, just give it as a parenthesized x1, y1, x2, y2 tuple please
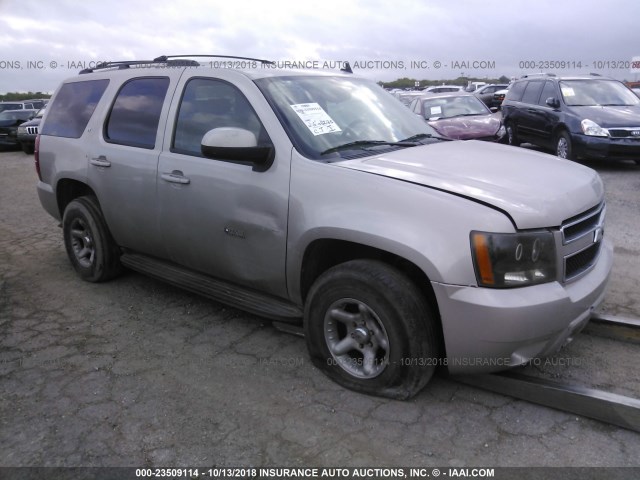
(36, 56, 612, 399)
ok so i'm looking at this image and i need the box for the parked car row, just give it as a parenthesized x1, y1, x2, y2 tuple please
(0, 109, 39, 150)
(0, 98, 48, 113)
(409, 92, 505, 142)
(17, 107, 46, 153)
(501, 73, 640, 163)
(392, 74, 640, 165)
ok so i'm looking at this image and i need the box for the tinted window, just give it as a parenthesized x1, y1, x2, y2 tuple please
(41, 79, 109, 138)
(105, 77, 169, 149)
(173, 78, 268, 156)
(538, 81, 557, 106)
(559, 79, 640, 107)
(505, 81, 526, 101)
(520, 81, 544, 104)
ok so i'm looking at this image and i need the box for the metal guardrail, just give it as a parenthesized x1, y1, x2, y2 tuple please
(456, 313, 640, 432)
(455, 371, 640, 433)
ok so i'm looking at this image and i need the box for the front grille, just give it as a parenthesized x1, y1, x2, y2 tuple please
(565, 243, 601, 279)
(560, 203, 605, 282)
(561, 203, 604, 244)
(608, 127, 640, 139)
(26, 126, 38, 135)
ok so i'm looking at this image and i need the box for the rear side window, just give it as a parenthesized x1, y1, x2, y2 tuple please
(41, 79, 109, 138)
(105, 77, 170, 149)
(520, 81, 544, 104)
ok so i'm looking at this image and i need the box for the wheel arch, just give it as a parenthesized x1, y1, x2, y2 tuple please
(56, 178, 97, 218)
(297, 238, 445, 354)
(552, 122, 571, 140)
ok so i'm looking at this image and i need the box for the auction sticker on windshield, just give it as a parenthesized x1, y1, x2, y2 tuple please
(290, 103, 342, 136)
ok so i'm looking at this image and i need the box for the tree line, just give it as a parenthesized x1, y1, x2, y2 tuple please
(0, 92, 52, 102)
(380, 75, 511, 89)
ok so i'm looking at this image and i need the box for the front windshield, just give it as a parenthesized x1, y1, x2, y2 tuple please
(421, 95, 489, 120)
(560, 80, 640, 107)
(255, 75, 443, 160)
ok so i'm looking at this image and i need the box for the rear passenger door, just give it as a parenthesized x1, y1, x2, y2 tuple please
(87, 74, 178, 258)
(514, 80, 544, 143)
(156, 74, 290, 298)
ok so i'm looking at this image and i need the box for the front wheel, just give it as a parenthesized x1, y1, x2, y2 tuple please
(21, 143, 34, 154)
(505, 122, 520, 146)
(556, 131, 575, 160)
(62, 196, 122, 282)
(304, 260, 439, 399)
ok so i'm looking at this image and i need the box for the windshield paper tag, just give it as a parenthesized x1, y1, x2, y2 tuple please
(290, 103, 342, 136)
(561, 87, 575, 97)
(430, 106, 442, 115)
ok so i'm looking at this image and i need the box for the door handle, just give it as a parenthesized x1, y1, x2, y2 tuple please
(161, 171, 191, 185)
(90, 155, 111, 167)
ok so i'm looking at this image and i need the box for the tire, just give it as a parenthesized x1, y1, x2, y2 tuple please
(556, 131, 575, 160)
(304, 259, 439, 400)
(505, 122, 520, 146)
(21, 143, 34, 154)
(62, 196, 122, 282)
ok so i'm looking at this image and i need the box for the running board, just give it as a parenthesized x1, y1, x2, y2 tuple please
(120, 253, 303, 322)
(455, 371, 640, 433)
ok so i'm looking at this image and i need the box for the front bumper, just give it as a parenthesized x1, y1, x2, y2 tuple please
(573, 133, 640, 161)
(432, 238, 613, 374)
(17, 133, 36, 146)
(0, 132, 19, 146)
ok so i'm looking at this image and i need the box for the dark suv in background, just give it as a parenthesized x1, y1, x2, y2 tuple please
(501, 73, 640, 163)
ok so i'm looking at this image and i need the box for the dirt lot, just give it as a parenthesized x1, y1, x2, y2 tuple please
(1, 147, 639, 468)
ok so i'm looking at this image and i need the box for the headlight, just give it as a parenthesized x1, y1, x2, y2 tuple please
(471, 231, 556, 288)
(17, 126, 27, 134)
(581, 119, 608, 137)
(496, 125, 506, 137)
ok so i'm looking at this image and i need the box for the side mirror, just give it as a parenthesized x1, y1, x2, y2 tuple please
(489, 107, 499, 113)
(546, 97, 560, 109)
(201, 127, 274, 171)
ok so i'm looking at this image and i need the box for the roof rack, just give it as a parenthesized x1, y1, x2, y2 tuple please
(79, 58, 200, 74)
(521, 72, 556, 78)
(153, 55, 275, 65)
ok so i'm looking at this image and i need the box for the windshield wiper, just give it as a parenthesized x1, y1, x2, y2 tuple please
(400, 133, 449, 143)
(320, 140, 419, 156)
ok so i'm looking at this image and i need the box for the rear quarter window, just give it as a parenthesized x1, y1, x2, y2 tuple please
(40, 79, 109, 138)
(505, 81, 526, 102)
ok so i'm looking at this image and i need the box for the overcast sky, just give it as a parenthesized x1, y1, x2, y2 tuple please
(1, 0, 639, 93)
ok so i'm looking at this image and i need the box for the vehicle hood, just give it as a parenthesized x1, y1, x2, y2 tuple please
(568, 105, 640, 128)
(337, 140, 603, 229)
(428, 115, 501, 140)
(19, 118, 41, 128)
(0, 119, 21, 128)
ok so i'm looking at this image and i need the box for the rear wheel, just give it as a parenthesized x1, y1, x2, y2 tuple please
(62, 196, 122, 282)
(556, 131, 575, 160)
(304, 259, 439, 399)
